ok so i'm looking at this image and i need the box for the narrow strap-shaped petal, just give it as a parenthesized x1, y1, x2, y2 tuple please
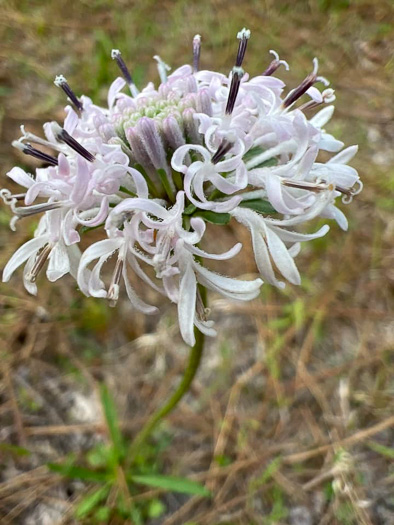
(75, 197, 109, 227)
(47, 242, 70, 282)
(88, 254, 111, 298)
(64, 107, 79, 135)
(328, 145, 358, 165)
(265, 227, 301, 285)
(178, 261, 197, 346)
(194, 317, 217, 338)
(319, 203, 348, 231)
(187, 242, 242, 261)
(70, 157, 90, 203)
(265, 173, 304, 215)
(171, 144, 210, 173)
(7, 167, 35, 189)
(249, 225, 284, 288)
(195, 262, 262, 297)
(108, 77, 126, 109)
(125, 167, 149, 198)
(127, 252, 163, 294)
(310, 105, 335, 128)
(110, 198, 169, 219)
(268, 224, 329, 243)
(231, 207, 284, 288)
(77, 238, 121, 295)
(266, 189, 334, 227)
(62, 208, 80, 246)
(122, 263, 158, 314)
(3, 235, 48, 282)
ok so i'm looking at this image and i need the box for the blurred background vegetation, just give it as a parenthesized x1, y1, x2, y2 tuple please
(0, 0, 393, 523)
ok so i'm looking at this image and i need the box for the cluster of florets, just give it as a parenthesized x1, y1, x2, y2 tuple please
(1, 30, 361, 346)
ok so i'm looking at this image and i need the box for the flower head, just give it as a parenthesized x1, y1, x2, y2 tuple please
(1, 30, 361, 345)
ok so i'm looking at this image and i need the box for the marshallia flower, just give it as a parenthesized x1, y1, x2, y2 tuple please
(1, 29, 361, 345)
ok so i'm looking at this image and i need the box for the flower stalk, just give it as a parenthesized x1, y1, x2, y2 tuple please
(128, 325, 206, 461)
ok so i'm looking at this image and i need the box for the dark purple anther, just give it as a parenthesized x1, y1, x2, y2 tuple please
(235, 28, 250, 68)
(111, 49, 139, 96)
(12, 141, 58, 166)
(211, 140, 233, 164)
(54, 75, 83, 112)
(111, 49, 133, 86)
(51, 123, 95, 162)
(283, 58, 328, 108)
(225, 67, 244, 115)
(262, 50, 289, 76)
(193, 35, 201, 73)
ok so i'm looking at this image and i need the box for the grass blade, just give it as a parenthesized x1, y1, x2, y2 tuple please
(131, 474, 211, 497)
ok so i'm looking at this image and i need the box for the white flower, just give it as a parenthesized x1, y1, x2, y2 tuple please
(3, 210, 81, 295)
(171, 140, 247, 213)
(1, 28, 361, 345)
(231, 201, 331, 288)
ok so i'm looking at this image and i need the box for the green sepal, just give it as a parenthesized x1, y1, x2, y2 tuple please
(184, 203, 197, 215)
(119, 185, 136, 197)
(239, 199, 277, 215)
(193, 210, 231, 225)
(157, 168, 175, 203)
(243, 146, 279, 169)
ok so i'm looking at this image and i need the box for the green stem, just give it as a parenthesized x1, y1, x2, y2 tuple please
(128, 327, 205, 459)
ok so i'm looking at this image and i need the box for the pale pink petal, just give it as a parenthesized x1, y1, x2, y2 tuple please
(178, 261, 197, 346)
(3, 236, 48, 282)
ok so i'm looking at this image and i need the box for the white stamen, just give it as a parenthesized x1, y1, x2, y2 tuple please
(26, 243, 52, 283)
(269, 49, 289, 71)
(312, 57, 319, 75)
(322, 88, 336, 103)
(11, 140, 26, 152)
(232, 66, 244, 76)
(0, 189, 14, 205)
(153, 55, 171, 84)
(237, 28, 251, 40)
(54, 74, 67, 87)
(19, 126, 63, 151)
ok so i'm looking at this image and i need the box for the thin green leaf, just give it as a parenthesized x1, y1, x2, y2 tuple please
(239, 199, 277, 215)
(48, 463, 110, 483)
(367, 441, 394, 459)
(75, 484, 111, 519)
(94, 506, 111, 522)
(193, 210, 231, 225)
(131, 474, 211, 497)
(100, 384, 124, 461)
(249, 457, 283, 495)
(0, 443, 31, 457)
